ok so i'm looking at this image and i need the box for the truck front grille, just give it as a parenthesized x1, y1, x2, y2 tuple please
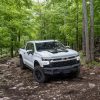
(44, 59, 80, 68)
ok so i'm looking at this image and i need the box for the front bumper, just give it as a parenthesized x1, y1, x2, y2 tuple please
(43, 63, 80, 75)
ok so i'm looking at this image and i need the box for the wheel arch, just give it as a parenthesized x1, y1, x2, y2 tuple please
(34, 60, 40, 67)
(19, 54, 22, 58)
(19, 54, 25, 64)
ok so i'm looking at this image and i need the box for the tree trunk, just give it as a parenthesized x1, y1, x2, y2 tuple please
(63, 10, 67, 45)
(38, 0, 43, 39)
(0, 48, 2, 56)
(18, 33, 20, 43)
(10, 37, 14, 58)
(90, 0, 94, 61)
(82, 15, 86, 55)
(82, 0, 90, 62)
(76, 0, 79, 51)
(18, 32, 21, 49)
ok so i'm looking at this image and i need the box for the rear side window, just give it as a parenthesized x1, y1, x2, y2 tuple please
(26, 43, 34, 52)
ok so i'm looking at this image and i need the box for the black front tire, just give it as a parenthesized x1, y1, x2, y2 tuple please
(73, 69, 80, 77)
(70, 68, 80, 78)
(33, 65, 47, 83)
(20, 57, 26, 69)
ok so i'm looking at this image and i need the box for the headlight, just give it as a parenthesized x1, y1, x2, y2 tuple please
(42, 58, 50, 65)
(42, 58, 51, 61)
(76, 56, 80, 61)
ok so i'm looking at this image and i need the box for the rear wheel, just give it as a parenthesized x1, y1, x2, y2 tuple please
(19, 56, 26, 69)
(33, 65, 47, 83)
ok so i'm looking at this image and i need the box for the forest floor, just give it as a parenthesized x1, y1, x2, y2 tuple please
(0, 57, 100, 100)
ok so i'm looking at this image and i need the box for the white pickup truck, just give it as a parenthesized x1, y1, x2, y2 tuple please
(19, 40, 80, 83)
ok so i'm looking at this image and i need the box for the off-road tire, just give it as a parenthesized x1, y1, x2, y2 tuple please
(70, 68, 80, 78)
(33, 65, 47, 83)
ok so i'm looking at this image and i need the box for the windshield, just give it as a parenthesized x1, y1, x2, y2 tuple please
(35, 41, 67, 52)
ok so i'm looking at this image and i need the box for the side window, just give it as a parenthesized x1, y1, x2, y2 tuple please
(26, 43, 34, 52)
(31, 44, 34, 52)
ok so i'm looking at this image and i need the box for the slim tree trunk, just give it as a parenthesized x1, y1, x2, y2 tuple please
(38, 0, 42, 39)
(0, 48, 2, 56)
(10, 36, 13, 58)
(63, 10, 67, 45)
(64, 14, 66, 43)
(82, 15, 86, 55)
(18, 33, 20, 43)
(76, 0, 79, 51)
(90, 0, 94, 61)
(82, 0, 90, 62)
(18, 32, 21, 49)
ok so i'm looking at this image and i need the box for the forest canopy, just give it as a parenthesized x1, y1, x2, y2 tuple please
(0, 0, 100, 62)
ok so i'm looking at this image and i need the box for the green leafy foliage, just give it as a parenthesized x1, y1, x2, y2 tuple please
(0, 0, 99, 58)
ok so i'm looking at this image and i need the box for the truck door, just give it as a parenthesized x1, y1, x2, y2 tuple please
(24, 43, 34, 68)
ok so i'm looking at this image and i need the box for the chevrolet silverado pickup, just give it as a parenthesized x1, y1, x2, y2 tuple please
(19, 40, 80, 83)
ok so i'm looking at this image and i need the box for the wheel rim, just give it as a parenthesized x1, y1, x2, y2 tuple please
(35, 70, 42, 81)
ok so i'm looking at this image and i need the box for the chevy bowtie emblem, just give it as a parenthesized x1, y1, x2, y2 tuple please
(63, 58, 67, 60)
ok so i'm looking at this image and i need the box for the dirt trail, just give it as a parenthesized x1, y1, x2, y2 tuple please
(0, 57, 100, 100)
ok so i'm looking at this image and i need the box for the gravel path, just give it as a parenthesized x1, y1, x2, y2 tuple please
(0, 57, 100, 100)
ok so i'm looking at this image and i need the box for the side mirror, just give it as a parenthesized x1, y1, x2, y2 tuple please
(26, 50, 34, 55)
(66, 46, 70, 49)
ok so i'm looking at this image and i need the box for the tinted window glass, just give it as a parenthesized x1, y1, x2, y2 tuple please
(26, 43, 34, 52)
(35, 41, 66, 52)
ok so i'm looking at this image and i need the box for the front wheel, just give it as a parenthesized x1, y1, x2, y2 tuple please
(33, 65, 47, 83)
(70, 68, 80, 78)
(73, 69, 80, 77)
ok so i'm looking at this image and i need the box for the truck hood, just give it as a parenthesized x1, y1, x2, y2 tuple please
(36, 49, 78, 58)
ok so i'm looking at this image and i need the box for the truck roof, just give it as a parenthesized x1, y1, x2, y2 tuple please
(28, 40, 58, 43)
